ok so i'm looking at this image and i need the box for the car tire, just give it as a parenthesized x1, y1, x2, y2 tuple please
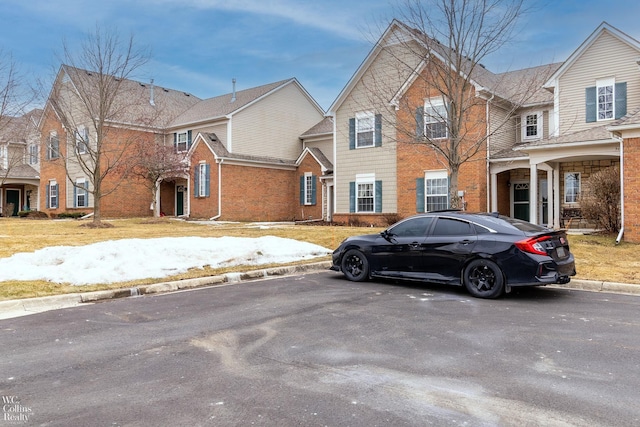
(341, 249, 369, 282)
(463, 259, 504, 299)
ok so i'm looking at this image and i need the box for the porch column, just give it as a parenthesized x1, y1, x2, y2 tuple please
(529, 163, 538, 224)
(490, 172, 498, 212)
(547, 170, 554, 228)
(554, 167, 561, 228)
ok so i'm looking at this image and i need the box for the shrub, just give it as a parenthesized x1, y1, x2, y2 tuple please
(58, 212, 88, 219)
(382, 213, 402, 226)
(18, 210, 49, 219)
(580, 166, 621, 233)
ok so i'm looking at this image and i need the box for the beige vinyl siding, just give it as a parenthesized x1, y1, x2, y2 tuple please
(188, 122, 229, 149)
(488, 104, 515, 155)
(335, 40, 423, 214)
(558, 30, 640, 134)
(231, 83, 323, 160)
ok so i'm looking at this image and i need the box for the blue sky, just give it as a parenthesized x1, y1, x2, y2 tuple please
(1, 0, 640, 111)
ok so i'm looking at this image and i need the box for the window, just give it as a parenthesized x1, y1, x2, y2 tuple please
(597, 78, 614, 121)
(29, 144, 38, 165)
(349, 175, 381, 213)
(424, 98, 448, 139)
(194, 163, 210, 198)
(75, 179, 88, 208)
(0, 145, 6, 169)
(356, 112, 374, 148)
(390, 216, 434, 237)
(432, 218, 473, 236)
(522, 112, 542, 141)
(76, 126, 89, 154)
(47, 180, 58, 209)
(175, 130, 192, 152)
(300, 173, 316, 206)
(586, 79, 627, 123)
(47, 131, 60, 159)
(564, 173, 580, 204)
(425, 171, 448, 212)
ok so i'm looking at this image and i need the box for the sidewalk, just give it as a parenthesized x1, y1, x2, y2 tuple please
(1, 262, 638, 320)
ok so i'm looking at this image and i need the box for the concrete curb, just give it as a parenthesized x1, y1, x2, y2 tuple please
(0, 261, 332, 320)
(1, 262, 638, 320)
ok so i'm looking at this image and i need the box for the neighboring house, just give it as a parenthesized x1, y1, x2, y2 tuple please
(327, 20, 640, 243)
(0, 109, 41, 216)
(39, 66, 328, 222)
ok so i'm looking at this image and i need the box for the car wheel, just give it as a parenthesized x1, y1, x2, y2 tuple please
(463, 259, 504, 299)
(341, 249, 369, 282)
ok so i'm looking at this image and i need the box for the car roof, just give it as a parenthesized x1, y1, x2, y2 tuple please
(398, 211, 548, 234)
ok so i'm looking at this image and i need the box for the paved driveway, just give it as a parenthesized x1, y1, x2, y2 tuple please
(1, 271, 639, 426)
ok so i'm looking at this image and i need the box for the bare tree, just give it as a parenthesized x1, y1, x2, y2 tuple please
(364, 0, 553, 208)
(126, 140, 189, 217)
(46, 26, 152, 226)
(0, 51, 37, 215)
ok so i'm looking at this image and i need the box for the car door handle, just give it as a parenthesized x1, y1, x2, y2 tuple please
(459, 239, 473, 245)
(409, 242, 421, 248)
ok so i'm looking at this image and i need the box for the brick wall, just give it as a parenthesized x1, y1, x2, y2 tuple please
(624, 138, 640, 242)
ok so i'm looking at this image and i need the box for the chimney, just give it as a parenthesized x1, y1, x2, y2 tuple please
(150, 78, 155, 106)
(231, 78, 236, 102)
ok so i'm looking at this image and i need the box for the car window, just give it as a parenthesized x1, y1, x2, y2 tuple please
(431, 218, 473, 236)
(389, 216, 434, 237)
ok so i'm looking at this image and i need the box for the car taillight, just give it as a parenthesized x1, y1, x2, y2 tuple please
(515, 236, 552, 256)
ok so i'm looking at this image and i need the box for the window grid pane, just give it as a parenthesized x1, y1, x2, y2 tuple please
(565, 173, 580, 203)
(356, 114, 374, 148)
(425, 103, 447, 139)
(525, 114, 538, 137)
(198, 164, 207, 197)
(305, 175, 313, 205)
(357, 182, 374, 212)
(426, 177, 448, 211)
(598, 86, 613, 120)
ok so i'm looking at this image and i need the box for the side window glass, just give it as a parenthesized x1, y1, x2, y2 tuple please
(390, 216, 434, 237)
(432, 218, 473, 236)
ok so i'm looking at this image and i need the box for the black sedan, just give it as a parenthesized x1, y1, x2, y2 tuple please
(331, 211, 576, 299)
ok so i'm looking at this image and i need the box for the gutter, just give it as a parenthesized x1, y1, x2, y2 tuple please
(209, 159, 224, 221)
(614, 135, 624, 244)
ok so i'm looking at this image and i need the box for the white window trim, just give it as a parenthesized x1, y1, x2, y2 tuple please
(198, 162, 207, 198)
(596, 77, 615, 122)
(355, 173, 375, 213)
(304, 172, 313, 206)
(176, 131, 188, 152)
(424, 97, 448, 139)
(564, 172, 581, 204)
(49, 180, 58, 208)
(48, 131, 59, 159)
(521, 111, 543, 141)
(75, 178, 88, 207)
(355, 111, 375, 149)
(76, 126, 89, 154)
(425, 170, 448, 212)
(29, 144, 38, 165)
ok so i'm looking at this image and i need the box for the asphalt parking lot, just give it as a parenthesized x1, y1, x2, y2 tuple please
(2, 270, 640, 426)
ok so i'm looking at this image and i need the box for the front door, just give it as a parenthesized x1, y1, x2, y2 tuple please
(176, 185, 184, 216)
(6, 189, 20, 216)
(513, 183, 530, 222)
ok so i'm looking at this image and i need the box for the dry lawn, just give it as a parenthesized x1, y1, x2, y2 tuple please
(0, 217, 637, 301)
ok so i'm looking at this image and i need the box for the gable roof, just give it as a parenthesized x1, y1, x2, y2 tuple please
(296, 146, 333, 173)
(48, 65, 202, 131)
(330, 19, 559, 114)
(170, 78, 322, 128)
(544, 22, 640, 89)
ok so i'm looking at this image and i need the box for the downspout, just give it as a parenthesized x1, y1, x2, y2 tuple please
(209, 158, 223, 220)
(485, 92, 495, 212)
(615, 135, 624, 244)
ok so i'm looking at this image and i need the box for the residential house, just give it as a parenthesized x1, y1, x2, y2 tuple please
(327, 20, 640, 243)
(38, 65, 328, 222)
(0, 109, 41, 216)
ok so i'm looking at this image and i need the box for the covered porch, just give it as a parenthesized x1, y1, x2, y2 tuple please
(490, 137, 620, 230)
